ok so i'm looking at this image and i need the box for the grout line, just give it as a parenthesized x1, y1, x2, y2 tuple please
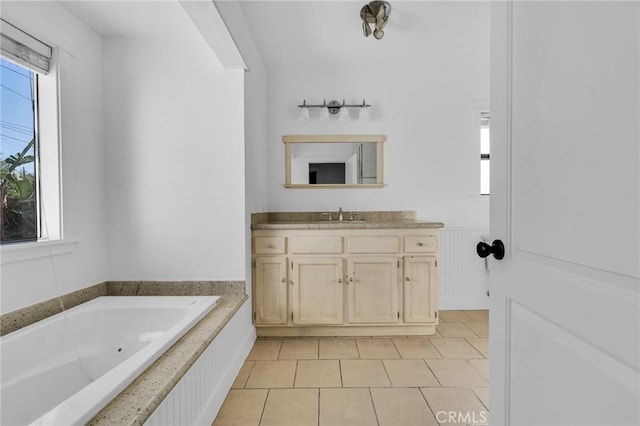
(380, 359, 393, 387)
(368, 388, 381, 426)
(472, 387, 490, 411)
(316, 388, 320, 426)
(258, 388, 270, 425)
(423, 358, 443, 386)
(242, 361, 257, 389)
(292, 360, 299, 388)
(418, 386, 441, 425)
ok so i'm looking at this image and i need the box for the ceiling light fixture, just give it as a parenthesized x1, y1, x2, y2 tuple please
(360, 1, 391, 40)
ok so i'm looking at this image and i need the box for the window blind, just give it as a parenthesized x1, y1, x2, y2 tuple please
(1, 18, 52, 74)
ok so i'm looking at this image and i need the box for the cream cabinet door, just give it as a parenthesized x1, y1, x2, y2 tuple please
(291, 257, 344, 325)
(403, 256, 437, 323)
(347, 257, 400, 323)
(254, 257, 288, 325)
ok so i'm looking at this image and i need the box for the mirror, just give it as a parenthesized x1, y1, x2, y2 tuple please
(283, 135, 385, 188)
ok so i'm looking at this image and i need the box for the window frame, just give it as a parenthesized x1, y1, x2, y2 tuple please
(1, 21, 61, 247)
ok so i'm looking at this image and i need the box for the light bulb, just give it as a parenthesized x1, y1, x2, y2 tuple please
(359, 106, 370, 121)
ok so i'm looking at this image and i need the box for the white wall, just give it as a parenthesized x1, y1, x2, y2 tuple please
(263, 5, 490, 228)
(0, 2, 108, 313)
(103, 33, 246, 280)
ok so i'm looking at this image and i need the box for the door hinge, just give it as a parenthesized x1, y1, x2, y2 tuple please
(435, 311, 438, 318)
(291, 312, 294, 321)
(253, 312, 256, 320)
(397, 311, 400, 319)
(291, 261, 293, 270)
(397, 259, 400, 268)
(253, 260, 256, 268)
(435, 260, 438, 267)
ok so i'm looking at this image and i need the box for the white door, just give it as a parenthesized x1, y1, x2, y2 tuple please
(490, 2, 639, 425)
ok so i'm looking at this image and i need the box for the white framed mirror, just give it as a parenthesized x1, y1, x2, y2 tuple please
(283, 135, 385, 188)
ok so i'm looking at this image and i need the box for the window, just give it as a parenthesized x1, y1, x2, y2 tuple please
(480, 112, 490, 195)
(1, 19, 58, 245)
(0, 58, 38, 242)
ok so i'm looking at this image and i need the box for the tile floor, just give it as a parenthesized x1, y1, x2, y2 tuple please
(213, 310, 489, 426)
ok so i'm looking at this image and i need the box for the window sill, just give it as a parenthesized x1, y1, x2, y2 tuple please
(1, 239, 79, 265)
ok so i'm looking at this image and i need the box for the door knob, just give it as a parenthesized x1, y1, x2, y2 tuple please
(476, 240, 505, 260)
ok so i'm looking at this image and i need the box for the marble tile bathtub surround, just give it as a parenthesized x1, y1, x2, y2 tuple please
(0, 282, 107, 336)
(1, 281, 246, 336)
(107, 280, 246, 296)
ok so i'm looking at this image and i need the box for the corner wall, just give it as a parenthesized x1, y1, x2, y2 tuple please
(103, 34, 245, 281)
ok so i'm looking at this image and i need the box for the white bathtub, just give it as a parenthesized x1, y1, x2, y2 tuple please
(0, 295, 220, 426)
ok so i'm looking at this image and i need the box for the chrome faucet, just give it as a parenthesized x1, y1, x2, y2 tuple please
(338, 207, 343, 221)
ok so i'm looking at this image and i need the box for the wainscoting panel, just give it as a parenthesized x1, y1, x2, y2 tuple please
(438, 227, 490, 310)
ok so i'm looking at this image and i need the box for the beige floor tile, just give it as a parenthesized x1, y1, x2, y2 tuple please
(278, 339, 318, 360)
(295, 360, 342, 388)
(466, 321, 489, 337)
(439, 310, 474, 323)
(260, 388, 318, 426)
(247, 339, 282, 360)
(473, 387, 490, 409)
(383, 359, 439, 387)
(467, 358, 490, 381)
(319, 388, 378, 426)
(392, 337, 442, 359)
(466, 337, 489, 357)
(213, 389, 267, 426)
(430, 338, 484, 359)
(435, 322, 477, 337)
(370, 388, 438, 426)
(319, 338, 360, 359)
(356, 338, 400, 359)
(341, 359, 391, 387)
(426, 359, 488, 387)
(231, 361, 255, 389)
(465, 310, 489, 322)
(421, 387, 488, 426)
(245, 360, 297, 388)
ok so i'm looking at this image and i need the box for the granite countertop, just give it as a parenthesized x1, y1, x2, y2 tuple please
(251, 211, 444, 230)
(89, 294, 248, 425)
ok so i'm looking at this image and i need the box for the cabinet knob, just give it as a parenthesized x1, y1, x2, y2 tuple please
(418, 242, 425, 246)
(406, 277, 411, 281)
(267, 243, 274, 248)
(281, 278, 286, 283)
(349, 277, 353, 282)
(338, 278, 342, 283)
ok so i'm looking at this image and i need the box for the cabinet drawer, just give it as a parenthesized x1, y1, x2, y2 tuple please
(291, 236, 343, 254)
(254, 236, 286, 254)
(348, 235, 400, 253)
(404, 235, 438, 253)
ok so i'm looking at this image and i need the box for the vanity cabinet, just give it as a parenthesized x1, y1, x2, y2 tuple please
(253, 257, 288, 324)
(346, 256, 400, 324)
(291, 257, 344, 325)
(252, 227, 440, 336)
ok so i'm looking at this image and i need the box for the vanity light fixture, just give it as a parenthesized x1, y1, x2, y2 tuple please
(318, 100, 331, 121)
(297, 100, 310, 121)
(297, 99, 371, 121)
(338, 100, 350, 121)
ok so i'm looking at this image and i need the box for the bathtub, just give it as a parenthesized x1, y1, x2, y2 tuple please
(0, 295, 220, 426)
